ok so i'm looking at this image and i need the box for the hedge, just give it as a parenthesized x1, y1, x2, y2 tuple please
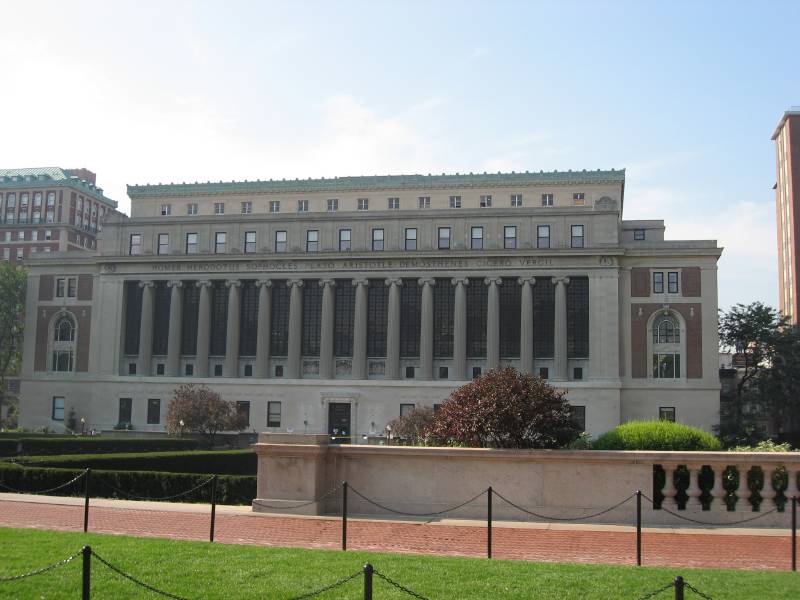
(20, 449, 256, 476)
(0, 437, 201, 457)
(0, 462, 255, 505)
(593, 420, 722, 451)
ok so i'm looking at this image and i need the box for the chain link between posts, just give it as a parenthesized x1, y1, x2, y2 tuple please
(91, 550, 191, 600)
(0, 471, 86, 495)
(0, 550, 81, 582)
(252, 484, 341, 510)
(493, 489, 635, 521)
(641, 493, 779, 526)
(285, 570, 363, 600)
(374, 569, 431, 599)
(348, 485, 486, 517)
(95, 476, 214, 502)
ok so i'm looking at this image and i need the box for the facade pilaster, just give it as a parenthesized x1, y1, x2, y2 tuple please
(418, 278, 435, 379)
(137, 280, 155, 376)
(352, 279, 369, 379)
(223, 279, 242, 378)
(287, 279, 304, 379)
(553, 276, 571, 380)
(519, 276, 536, 375)
(195, 280, 213, 377)
(485, 277, 502, 370)
(254, 279, 272, 378)
(452, 278, 468, 380)
(319, 279, 336, 379)
(385, 278, 403, 379)
(166, 280, 183, 377)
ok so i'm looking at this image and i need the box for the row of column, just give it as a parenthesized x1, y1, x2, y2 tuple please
(135, 276, 574, 380)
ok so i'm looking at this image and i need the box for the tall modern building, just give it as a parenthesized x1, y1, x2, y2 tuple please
(18, 169, 722, 438)
(773, 109, 800, 324)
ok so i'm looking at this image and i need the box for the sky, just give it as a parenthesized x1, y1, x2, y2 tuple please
(1, 0, 797, 311)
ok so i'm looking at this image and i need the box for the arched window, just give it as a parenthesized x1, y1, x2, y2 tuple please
(52, 315, 75, 372)
(652, 315, 680, 344)
(651, 314, 681, 379)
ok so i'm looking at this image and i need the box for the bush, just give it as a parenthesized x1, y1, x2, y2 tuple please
(593, 421, 722, 451)
(385, 407, 435, 445)
(20, 449, 256, 475)
(0, 439, 18, 456)
(167, 384, 248, 444)
(0, 462, 255, 505)
(10, 437, 200, 456)
(729, 439, 795, 452)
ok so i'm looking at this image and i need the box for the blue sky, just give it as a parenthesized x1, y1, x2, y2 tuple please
(1, 1, 798, 310)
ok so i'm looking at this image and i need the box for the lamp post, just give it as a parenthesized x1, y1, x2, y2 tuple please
(80, 417, 86, 436)
(385, 424, 392, 446)
(179, 419, 185, 437)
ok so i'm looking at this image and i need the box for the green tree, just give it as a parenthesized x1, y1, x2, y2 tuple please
(753, 325, 800, 440)
(165, 384, 248, 445)
(0, 262, 26, 428)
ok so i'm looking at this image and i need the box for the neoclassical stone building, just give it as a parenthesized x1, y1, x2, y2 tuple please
(19, 169, 722, 437)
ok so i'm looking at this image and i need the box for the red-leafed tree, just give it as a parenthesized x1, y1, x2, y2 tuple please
(428, 368, 580, 449)
(166, 384, 248, 444)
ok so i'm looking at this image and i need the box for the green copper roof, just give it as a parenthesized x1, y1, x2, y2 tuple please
(128, 169, 625, 198)
(0, 167, 118, 208)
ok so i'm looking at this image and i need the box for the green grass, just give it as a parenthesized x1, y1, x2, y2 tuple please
(0, 528, 798, 599)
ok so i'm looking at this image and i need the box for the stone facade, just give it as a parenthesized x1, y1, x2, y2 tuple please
(774, 109, 800, 324)
(19, 169, 722, 438)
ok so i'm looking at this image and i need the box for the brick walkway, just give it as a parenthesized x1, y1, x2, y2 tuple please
(0, 496, 793, 571)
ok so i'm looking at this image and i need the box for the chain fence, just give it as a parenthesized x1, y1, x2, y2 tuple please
(0, 470, 86, 495)
(94, 476, 214, 502)
(0, 550, 81, 582)
(374, 569, 431, 599)
(493, 490, 635, 522)
(91, 549, 191, 600)
(641, 493, 780, 527)
(252, 484, 341, 511)
(636, 577, 714, 600)
(349, 485, 487, 517)
(286, 569, 363, 600)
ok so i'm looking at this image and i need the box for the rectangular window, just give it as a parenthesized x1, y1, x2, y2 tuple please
(297, 199, 308, 212)
(156, 363, 165, 376)
(244, 231, 257, 253)
(339, 229, 351, 251)
(634, 229, 645, 241)
(306, 230, 319, 252)
(372, 228, 384, 251)
(242, 201, 254, 214)
(187, 203, 198, 215)
(504, 225, 517, 249)
(388, 197, 400, 210)
(357, 198, 369, 211)
(47, 192, 55, 206)
(573, 367, 583, 380)
(157, 233, 169, 255)
(541, 193, 554, 207)
(52, 397, 65, 421)
(214, 364, 223, 376)
(7, 194, 15, 208)
(128, 363, 137, 375)
(570, 405, 586, 430)
(161, 204, 172, 216)
(405, 228, 417, 250)
(570, 225, 584, 248)
(573, 192, 585, 206)
(471, 226, 483, 250)
(268, 201, 279, 214)
(236, 401, 251, 427)
(480, 195, 492, 208)
(118, 398, 132, 425)
(668, 271, 679, 294)
(405, 366, 415, 378)
(539, 367, 549, 379)
(267, 401, 281, 427)
(449, 195, 462, 208)
(129, 234, 142, 255)
(659, 406, 676, 422)
(438, 227, 451, 249)
(3, 232, 9, 241)
(537, 225, 550, 248)
(2, 248, 9, 261)
(67, 278, 77, 298)
(511, 194, 523, 207)
(185, 364, 194, 376)
(56, 278, 66, 297)
(653, 272, 664, 294)
(653, 353, 680, 378)
(20, 193, 28, 208)
(18, 231, 25, 240)
(472, 366, 482, 379)
(147, 399, 161, 424)
(400, 403, 415, 416)
(185, 233, 198, 254)
(214, 202, 225, 215)
(418, 196, 430, 209)
(438, 366, 449, 379)
(275, 230, 287, 253)
(215, 232, 227, 254)
(32, 231, 39, 241)
(327, 198, 338, 212)
(244, 364, 253, 376)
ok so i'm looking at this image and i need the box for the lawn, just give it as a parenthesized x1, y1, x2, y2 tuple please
(0, 527, 798, 599)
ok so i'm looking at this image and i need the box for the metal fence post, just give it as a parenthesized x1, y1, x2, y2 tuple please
(636, 489, 642, 566)
(674, 576, 684, 600)
(342, 481, 348, 552)
(210, 475, 218, 543)
(487, 486, 493, 559)
(792, 496, 797, 572)
(82, 545, 91, 600)
(83, 469, 91, 533)
(363, 563, 373, 600)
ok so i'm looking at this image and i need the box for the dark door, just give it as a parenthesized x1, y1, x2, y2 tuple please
(328, 402, 351, 444)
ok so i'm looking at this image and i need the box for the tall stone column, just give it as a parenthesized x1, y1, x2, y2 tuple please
(254, 279, 272, 378)
(485, 277, 501, 370)
(419, 278, 435, 379)
(319, 279, 336, 379)
(286, 279, 304, 378)
(519, 277, 535, 375)
(195, 280, 213, 377)
(452, 278, 468, 380)
(137, 281, 155, 376)
(385, 278, 403, 379)
(552, 276, 570, 380)
(166, 280, 184, 377)
(223, 280, 241, 378)
(352, 279, 369, 379)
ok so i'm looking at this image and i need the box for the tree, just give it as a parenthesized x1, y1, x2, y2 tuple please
(166, 384, 248, 444)
(0, 263, 26, 428)
(752, 325, 800, 442)
(385, 407, 435, 445)
(427, 368, 580, 449)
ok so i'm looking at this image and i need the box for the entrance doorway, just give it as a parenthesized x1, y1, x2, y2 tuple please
(328, 402, 351, 444)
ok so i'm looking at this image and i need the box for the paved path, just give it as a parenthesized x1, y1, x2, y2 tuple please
(0, 494, 793, 571)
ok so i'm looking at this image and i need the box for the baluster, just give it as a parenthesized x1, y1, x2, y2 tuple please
(709, 465, 729, 511)
(786, 468, 799, 503)
(685, 465, 702, 509)
(738, 465, 752, 511)
(761, 466, 777, 510)
(662, 464, 679, 509)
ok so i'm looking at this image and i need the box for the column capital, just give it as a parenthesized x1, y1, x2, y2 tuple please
(255, 279, 273, 289)
(167, 280, 184, 289)
(288, 279, 304, 288)
(319, 279, 336, 288)
(417, 278, 436, 287)
(195, 280, 213, 289)
(484, 277, 502, 286)
(352, 278, 369, 287)
(385, 277, 403, 287)
(138, 280, 155, 289)
(451, 277, 469, 286)
(518, 276, 536, 286)
(551, 276, 571, 285)
(225, 279, 242, 288)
